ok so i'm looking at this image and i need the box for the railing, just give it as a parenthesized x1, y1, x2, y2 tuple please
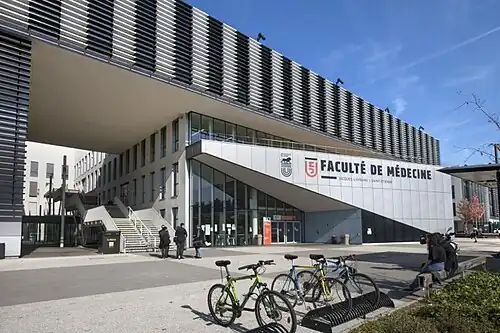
(191, 131, 425, 163)
(127, 206, 158, 248)
(151, 207, 175, 243)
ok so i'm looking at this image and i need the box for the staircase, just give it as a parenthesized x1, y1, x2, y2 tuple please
(113, 218, 151, 252)
(141, 218, 176, 252)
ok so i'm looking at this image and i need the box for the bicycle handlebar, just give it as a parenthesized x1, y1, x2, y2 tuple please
(238, 260, 275, 271)
(326, 254, 356, 263)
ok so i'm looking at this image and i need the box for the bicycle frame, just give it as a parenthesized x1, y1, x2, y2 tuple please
(225, 272, 266, 311)
(285, 263, 328, 295)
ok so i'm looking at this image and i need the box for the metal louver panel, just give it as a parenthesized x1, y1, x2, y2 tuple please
(248, 39, 261, 109)
(424, 133, 432, 165)
(60, 0, 87, 49)
(331, 83, 341, 138)
(173, 0, 193, 85)
(346, 91, 355, 143)
(412, 126, 421, 163)
(156, 0, 176, 77)
(362, 100, 373, 149)
(324, 82, 336, 135)
(0, 33, 30, 254)
(398, 119, 407, 161)
(309, 72, 321, 132)
(28, 0, 61, 39)
(282, 56, 293, 120)
(191, 8, 208, 90)
(112, 0, 135, 66)
(290, 61, 302, 122)
(435, 139, 441, 165)
(357, 97, 366, 147)
(339, 87, 350, 141)
(316, 75, 327, 132)
(377, 109, 386, 153)
(405, 123, 414, 162)
(206, 15, 223, 95)
(134, 0, 157, 72)
(259, 44, 272, 113)
(300, 66, 311, 127)
(222, 24, 238, 100)
(235, 31, 249, 105)
(86, 0, 114, 57)
(270, 50, 284, 117)
(371, 105, 382, 152)
(390, 114, 399, 157)
(351, 94, 362, 145)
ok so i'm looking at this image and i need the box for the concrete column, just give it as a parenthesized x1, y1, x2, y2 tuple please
(249, 187, 258, 236)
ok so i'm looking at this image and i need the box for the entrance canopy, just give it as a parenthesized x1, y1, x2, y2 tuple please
(439, 163, 500, 187)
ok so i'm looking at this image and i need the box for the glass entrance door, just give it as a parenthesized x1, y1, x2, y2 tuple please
(272, 221, 301, 244)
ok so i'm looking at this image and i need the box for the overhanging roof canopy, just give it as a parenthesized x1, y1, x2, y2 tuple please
(439, 163, 500, 187)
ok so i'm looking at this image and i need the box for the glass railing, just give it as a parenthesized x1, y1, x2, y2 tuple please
(191, 130, 421, 162)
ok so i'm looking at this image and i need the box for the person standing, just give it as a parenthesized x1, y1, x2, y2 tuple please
(175, 223, 188, 259)
(158, 225, 171, 259)
(193, 225, 206, 259)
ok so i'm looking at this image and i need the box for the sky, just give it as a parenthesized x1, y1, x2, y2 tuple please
(187, 0, 500, 166)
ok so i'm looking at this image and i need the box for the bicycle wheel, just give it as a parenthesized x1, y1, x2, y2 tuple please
(255, 289, 297, 333)
(312, 277, 352, 313)
(270, 273, 298, 307)
(296, 270, 320, 303)
(345, 273, 380, 306)
(207, 283, 237, 327)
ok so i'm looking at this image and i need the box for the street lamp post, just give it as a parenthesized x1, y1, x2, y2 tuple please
(60, 155, 67, 248)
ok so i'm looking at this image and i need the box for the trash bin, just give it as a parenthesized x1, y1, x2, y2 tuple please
(99, 231, 121, 254)
(257, 234, 263, 246)
(344, 234, 350, 245)
(331, 235, 337, 244)
(0, 243, 5, 259)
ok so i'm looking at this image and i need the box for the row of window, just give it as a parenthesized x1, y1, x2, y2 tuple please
(75, 152, 106, 178)
(29, 161, 55, 178)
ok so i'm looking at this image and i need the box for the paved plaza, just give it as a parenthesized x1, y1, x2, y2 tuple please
(0, 239, 498, 333)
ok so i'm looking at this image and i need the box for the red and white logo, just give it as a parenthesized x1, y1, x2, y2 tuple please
(305, 159, 318, 177)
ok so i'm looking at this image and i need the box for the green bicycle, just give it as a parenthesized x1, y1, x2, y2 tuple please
(271, 254, 353, 311)
(208, 259, 297, 333)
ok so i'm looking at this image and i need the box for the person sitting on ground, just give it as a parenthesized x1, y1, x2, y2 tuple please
(436, 232, 458, 277)
(404, 233, 446, 291)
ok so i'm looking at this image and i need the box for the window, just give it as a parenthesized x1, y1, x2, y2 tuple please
(133, 145, 138, 170)
(141, 139, 146, 166)
(453, 202, 456, 217)
(29, 181, 38, 197)
(125, 149, 130, 174)
(150, 133, 156, 162)
(30, 161, 39, 177)
(160, 209, 166, 218)
(150, 171, 155, 202)
(102, 165, 107, 184)
(160, 167, 166, 200)
(119, 153, 124, 177)
(451, 185, 455, 199)
(107, 161, 112, 181)
(113, 157, 117, 180)
(46, 163, 54, 178)
(172, 119, 179, 152)
(160, 126, 167, 157)
(141, 175, 146, 203)
(172, 163, 179, 197)
(172, 207, 179, 228)
(132, 178, 137, 205)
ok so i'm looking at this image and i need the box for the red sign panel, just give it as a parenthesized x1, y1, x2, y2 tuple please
(305, 159, 318, 177)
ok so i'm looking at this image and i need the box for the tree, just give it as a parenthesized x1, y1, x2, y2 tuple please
(456, 194, 486, 229)
(456, 92, 500, 163)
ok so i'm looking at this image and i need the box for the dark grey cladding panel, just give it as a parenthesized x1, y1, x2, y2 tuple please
(281, 56, 292, 120)
(330, 83, 341, 137)
(134, 0, 157, 72)
(0, 32, 31, 230)
(207, 16, 223, 95)
(86, 1, 114, 58)
(259, 45, 273, 112)
(361, 210, 426, 243)
(173, 0, 193, 85)
(317, 76, 326, 132)
(235, 31, 249, 105)
(300, 66, 311, 127)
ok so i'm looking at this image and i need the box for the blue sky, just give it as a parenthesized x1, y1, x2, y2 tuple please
(188, 0, 500, 166)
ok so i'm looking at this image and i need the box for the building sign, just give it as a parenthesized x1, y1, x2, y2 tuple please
(280, 153, 292, 177)
(305, 157, 432, 183)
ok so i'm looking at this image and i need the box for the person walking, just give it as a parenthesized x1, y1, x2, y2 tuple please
(193, 225, 206, 259)
(175, 223, 188, 259)
(158, 225, 171, 259)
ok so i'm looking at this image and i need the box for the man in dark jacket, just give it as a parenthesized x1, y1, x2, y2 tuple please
(175, 223, 188, 259)
(193, 225, 206, 259)
(158, 225, 171, 259)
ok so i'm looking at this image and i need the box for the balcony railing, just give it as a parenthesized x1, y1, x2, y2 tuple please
(191, 131, 422, 162)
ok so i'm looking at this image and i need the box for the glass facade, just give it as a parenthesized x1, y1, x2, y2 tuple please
(190, 160, 304, 246)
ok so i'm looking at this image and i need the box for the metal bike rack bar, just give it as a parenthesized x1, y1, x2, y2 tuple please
(244, 322, 290, 333)
(301, 291, 395, 333)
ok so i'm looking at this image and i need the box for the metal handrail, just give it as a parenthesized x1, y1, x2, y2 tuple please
(127, 206, 158, 248)
(151, 207, 175, 243)
(192, 130, 425, 162)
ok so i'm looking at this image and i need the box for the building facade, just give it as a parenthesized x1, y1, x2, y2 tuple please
(451, 176, 490, 232)
(0, 0, 450, 256)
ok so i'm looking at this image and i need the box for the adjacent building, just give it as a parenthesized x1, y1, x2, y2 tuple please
(451, 176, 490, 232)
(1, 0, 452, 256)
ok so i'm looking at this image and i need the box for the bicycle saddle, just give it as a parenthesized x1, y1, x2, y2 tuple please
(215, 260, 231, 267)
(284, 254, 298, 260)
(309, 254, 325, 261)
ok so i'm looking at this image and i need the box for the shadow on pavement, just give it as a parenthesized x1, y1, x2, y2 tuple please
(181, 304, 251, 333)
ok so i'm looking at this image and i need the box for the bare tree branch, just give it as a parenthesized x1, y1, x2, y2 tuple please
(453, 144, 496, 164)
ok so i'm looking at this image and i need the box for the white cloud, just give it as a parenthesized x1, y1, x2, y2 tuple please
(392, 97, 407, 116)
(442, 65, 494, 87)
(321, 44, 364, 67)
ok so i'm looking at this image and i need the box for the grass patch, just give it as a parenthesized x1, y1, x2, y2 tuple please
(351, 271, 500, 333)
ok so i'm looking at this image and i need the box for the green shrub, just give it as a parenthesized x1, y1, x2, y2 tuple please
(352, 272, 500, 333)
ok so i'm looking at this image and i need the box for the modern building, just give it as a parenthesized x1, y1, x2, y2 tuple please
(451, 176, 490, 232)
(23, 142, 80, 216)
(0, 0, 452, 257)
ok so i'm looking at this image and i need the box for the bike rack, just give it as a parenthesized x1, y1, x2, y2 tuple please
(244, 322, 290, 333)
(301, 291, 395, 333)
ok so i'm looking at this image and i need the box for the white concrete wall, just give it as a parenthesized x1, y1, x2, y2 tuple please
(24, 142, 84, 216)
(200, 140, 454, 233)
